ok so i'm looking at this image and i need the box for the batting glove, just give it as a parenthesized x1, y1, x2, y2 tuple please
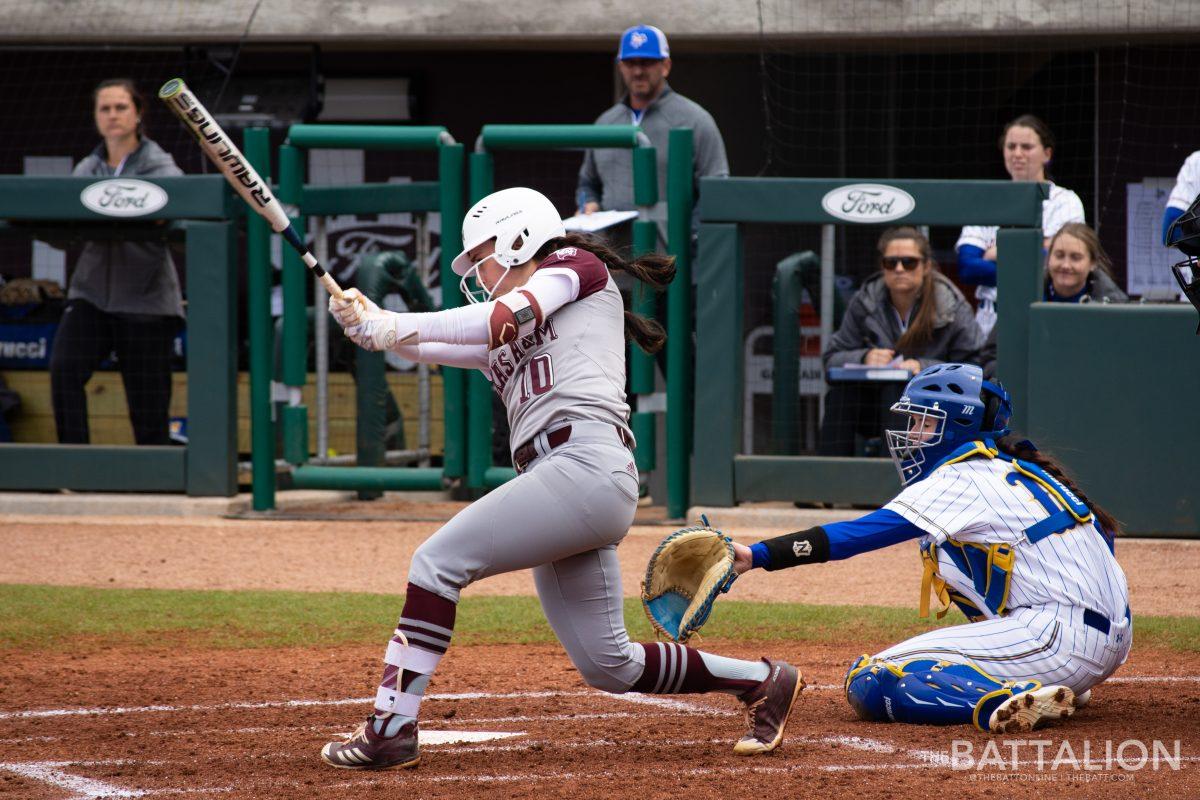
(328, 288, 377, 328)
(345, 310, 420, 351)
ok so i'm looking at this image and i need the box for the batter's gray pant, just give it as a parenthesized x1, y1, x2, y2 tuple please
(408, 421, 644, 692)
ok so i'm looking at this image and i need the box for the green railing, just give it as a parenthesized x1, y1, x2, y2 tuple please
(244, 125, 464, 509)
(0, 175, 239, 495)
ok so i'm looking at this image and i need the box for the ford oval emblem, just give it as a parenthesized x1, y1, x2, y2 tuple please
(821, 183, 916, 223)
(80, 179, 169, 217)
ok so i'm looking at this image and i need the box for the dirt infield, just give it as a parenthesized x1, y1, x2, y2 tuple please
(2, 498, 1199, 798)
(2, 641, 1198, 799)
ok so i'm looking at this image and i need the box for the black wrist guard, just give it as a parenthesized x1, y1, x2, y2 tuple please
(760, 526, 830, 571)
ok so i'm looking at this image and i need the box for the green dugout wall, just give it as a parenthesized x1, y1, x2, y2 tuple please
(693, 176, 1198, 535)
(1025, 304, 1199, 534)
(0, 176, 239, 495)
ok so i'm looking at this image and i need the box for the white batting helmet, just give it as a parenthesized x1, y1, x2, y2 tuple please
(451, 187, 566, 303)
(452, 186, 565, 274)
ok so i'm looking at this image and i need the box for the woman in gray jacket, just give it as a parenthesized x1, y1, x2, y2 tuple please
(50, 78, 183, 445)
(818, 227, 984, 456)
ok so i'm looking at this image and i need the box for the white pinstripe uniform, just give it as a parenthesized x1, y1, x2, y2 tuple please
(1167, 151, 1200, 212)
(876, 454, 1131, 695)
(956, 183, 1085, 337)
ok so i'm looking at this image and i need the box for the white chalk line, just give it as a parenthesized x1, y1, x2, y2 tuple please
(0, 689, 592, 721)
(0, 713, 659, 746)
(601, 690, 736, 715)
(0, 760, 231, 799)
(5, 675, 1194, 722)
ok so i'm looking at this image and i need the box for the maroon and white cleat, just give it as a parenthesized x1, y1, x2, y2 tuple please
(320, 714, 420, 770)
(733, 659, 805, 755)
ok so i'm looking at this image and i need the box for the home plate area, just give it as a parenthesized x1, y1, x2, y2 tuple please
(0, 645, 1197, 799)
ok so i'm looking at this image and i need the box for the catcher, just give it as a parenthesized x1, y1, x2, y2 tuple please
(655, 364, 1130, 734)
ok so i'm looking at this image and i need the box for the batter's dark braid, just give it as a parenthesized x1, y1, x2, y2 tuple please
(535, 232, 675, 355)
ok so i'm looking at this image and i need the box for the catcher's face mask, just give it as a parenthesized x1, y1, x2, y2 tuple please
(1166, 194, 1200, 333)
(886, 401, 947, 487)
(1173, 260, 1200, 335)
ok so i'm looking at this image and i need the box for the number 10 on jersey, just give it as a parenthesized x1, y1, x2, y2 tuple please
(517, 354, 555, 404)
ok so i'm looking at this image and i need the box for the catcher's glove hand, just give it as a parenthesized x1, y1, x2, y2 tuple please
(641, 517, 737, 643)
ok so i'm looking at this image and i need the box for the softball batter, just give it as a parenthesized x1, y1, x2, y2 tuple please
(732, 363, 1130, 733)
(320, 187, 803, 770)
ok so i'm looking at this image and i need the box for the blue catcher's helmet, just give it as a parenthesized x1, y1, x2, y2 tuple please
(886, 363, 1012, 486)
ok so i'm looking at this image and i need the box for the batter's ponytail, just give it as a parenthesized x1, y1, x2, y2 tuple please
(994, 436, 1121, 537)
(535, 232, 675, 355)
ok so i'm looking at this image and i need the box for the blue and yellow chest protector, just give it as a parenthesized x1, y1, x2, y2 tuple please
(918, 440, 1096, 622)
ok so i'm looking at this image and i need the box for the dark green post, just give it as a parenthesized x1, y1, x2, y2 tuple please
(666, 129, 695, 518)
(629, 145, 658, 475)
(995, 227, 1043, 432)
(184, 221, 238, 496)
(632, 147, 658, 207)
(630, 219, 657, 473)
(278, 144, 309, 465)
(691, 223, 742, 506)
(467, 151, 495, 489)
(244, 128, 276, 510)
(772, 257, 805, 456)
(439, 143, 467, 481)
(354, 255, 390, 500)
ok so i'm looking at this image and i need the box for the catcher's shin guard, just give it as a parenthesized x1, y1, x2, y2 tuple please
(843, 655, 1046, 731)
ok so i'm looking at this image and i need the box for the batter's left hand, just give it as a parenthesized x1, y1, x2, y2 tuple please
(328, 288, 378, 328)
(732, 541, 754, 575)
(345, 310, 420, 351)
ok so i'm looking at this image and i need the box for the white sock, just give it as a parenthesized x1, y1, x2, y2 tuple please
(698, 652, 771, 684)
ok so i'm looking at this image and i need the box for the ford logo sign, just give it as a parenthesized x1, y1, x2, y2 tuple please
(821, 183, 916, 223)
(80, 179, 169, 217)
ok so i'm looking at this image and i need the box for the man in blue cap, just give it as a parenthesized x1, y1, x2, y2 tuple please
(577, 24, 728, 238)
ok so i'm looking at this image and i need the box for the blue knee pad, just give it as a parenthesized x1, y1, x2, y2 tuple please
(844, 655, 1039, 730)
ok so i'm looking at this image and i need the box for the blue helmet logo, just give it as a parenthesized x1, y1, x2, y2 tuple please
(885, 363, 1012, 486)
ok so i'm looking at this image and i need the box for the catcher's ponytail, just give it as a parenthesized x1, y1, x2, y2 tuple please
(994, 436, 1121, 537)
(535, 232, 676, 355)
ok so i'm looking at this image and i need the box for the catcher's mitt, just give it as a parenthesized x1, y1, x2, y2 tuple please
(640, 518, 737, 643)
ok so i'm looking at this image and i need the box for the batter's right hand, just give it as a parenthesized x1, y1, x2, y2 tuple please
(329, 288, 379, 329)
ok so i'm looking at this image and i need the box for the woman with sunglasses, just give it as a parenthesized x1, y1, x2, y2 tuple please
(819, 227, 983, 456)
